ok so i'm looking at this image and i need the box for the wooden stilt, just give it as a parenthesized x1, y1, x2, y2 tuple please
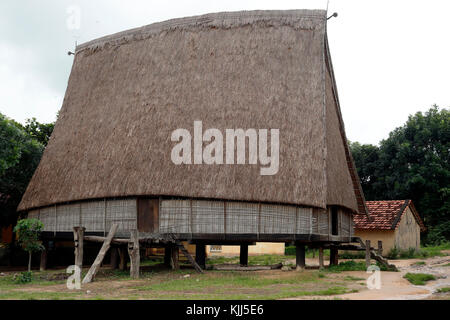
(164, 245, 172, 267)
(82, 223, 118, 284)
(318, 247, 324, 269)
(240, 244, 248, 266)
(73, 226, 85, 270)
(365, 240, 371, 268)
(295, 243, 306, 270)
(330, 246, 339, 266)
(195, 244, 206, 269)
(118, 246, 128, 271)
(171, 244, 179, 270)
(127, 230, 140, 279)
(110, 247, 119, 269)
(40, 245, 48, 271)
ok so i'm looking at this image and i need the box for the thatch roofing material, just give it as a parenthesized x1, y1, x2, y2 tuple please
(18, 10, 367, 215)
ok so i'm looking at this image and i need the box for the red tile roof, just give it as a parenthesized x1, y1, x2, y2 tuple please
(353, 200, 426, 231)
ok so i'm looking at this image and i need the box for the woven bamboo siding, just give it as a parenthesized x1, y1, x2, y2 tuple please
(318, 209, 329, 235)
(192, 201, 225, 234)
(27, 199, 137, 234)
(105, 199, 137, 235)
(296, 207, 312, 233)
(226, 202, 258, 234)
(260, 204, 296, 234)
(56, 203, 80, 232)
(159, 200, 191, 233)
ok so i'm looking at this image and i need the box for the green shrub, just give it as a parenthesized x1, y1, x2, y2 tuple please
(14, 271, 33, 284)
(403, 273, 436, 285)
(284, 246, 295, 255)
(386, 247, 400, 259)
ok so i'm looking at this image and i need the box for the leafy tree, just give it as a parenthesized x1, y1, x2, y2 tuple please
(351, 106, 450, 244)
(13, 218, 44, 272)
(0, 113, 44, 227)
(24, 117, 54, 146)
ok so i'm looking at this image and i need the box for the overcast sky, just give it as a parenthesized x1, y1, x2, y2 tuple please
(0, 0, 449, 145)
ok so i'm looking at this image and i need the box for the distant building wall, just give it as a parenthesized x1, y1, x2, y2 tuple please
(207, 242, 285, 257)
(354, 229, 396, 253)
(394, 206, 421, 251)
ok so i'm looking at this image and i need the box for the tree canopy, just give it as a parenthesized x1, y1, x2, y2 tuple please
(350, 106, 450, 244)
(0, 113, 51, 227)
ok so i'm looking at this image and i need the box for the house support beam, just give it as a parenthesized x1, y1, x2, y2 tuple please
(240, 244, 248, 266)
(73, 226, 85, 270)
(127, 230, 140, 279)
(171, 244, 180, 270)
(329, 246, 339, 266)
(118, 246, 128, 271)
(318, 247, 324, 270)
(110, 247, 119, 269)
(40, 242, 48, 271)
(195, 244, 206, 270)
(164, 245, 172, 268)
(295, 243, 306, 270)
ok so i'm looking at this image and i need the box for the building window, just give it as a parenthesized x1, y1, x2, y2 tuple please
(210, 245, 222, 253)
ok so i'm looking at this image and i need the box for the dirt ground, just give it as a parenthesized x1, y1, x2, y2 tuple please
(1, 253, 449, 300)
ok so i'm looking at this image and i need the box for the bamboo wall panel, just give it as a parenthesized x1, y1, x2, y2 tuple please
(105, 199, 137, 234)
(56, 203, 80, 232)
(296, 207, 312, 233)
(260, 204, 296, 234)
(192, 200, 224, 234)
(226, 202, 258, 234)
(159, 199, 191, 233)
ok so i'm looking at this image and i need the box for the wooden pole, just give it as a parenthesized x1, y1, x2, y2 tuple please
(118, 246, 128, 271)
(110, 247, 119, 269)
(295, 243, 306, 270)
(39, 246, 48, 271)
(377, 240, 383, 256)
(195, 244, 206, 269)
(127, 230, 140, 279)
(240, 244, 248, 266)
(164, 245, 172, 268)
(365, 240, 371, 268)
(330, 246, 338, 266)
(318, 247, 324, 269)
(171, 244, 179, 270)
(82, 223, 118, 284)
(73, 226, 85, 270)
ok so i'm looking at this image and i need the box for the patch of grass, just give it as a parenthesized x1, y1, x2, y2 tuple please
(403, 273, 436, 285)
(436, 287, 450, 293)
(412, 261, 426, 266)
(326, 261, 367, 272)
(441, 263, 450, 267)
(387, 244, 449, 260)
(344, 275, 365, 281)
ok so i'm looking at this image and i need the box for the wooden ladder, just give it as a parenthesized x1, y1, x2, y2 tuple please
(175, 241, 204, 273)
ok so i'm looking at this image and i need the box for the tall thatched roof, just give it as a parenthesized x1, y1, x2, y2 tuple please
(18, 10, 367, 214)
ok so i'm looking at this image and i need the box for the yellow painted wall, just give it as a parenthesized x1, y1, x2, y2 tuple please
(354, 229, 396, 253)
(207, 242, 285, 257)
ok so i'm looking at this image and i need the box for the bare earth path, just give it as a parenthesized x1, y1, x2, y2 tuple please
(335, 254, 450, 300)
